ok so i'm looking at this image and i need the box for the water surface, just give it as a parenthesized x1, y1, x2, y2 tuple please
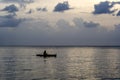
(0, 47, 120, 80)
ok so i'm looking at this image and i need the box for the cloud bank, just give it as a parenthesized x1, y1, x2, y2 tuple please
(0, 17, 119, 46)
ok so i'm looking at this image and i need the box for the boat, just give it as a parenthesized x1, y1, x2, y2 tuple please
(36, 54, 57, 57)
(36, 50, 57, 58)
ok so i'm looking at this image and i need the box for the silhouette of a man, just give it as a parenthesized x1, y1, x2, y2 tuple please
(43, 50, 47, 56)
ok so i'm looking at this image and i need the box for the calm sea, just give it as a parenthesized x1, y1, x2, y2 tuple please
(0, 47, 120, 80)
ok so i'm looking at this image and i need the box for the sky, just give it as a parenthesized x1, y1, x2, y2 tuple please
(0, 0, 120, 46)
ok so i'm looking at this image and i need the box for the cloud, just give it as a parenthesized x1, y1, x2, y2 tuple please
(0, 14, 24, 27)
(83, 21, 100, 28)
(115, 24, 120, 30)
(2, 4, 19, 13)
(0, 17, 119, 46)
(111, 2, 120, 5)
(54, 19, 119, 45)
(116, 11, 120, 16)
(26, 7, 47, 14)
(36, 7, 47, 12)
(0, 0, 34, 9)
(26, 9, 34, 14)
(93, 1, 120, 16)
(53, 1, 71, 12)
(93, 1, 114, 14)
(0, 0, 34, 3)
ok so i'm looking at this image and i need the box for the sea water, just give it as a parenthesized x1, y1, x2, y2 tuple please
(0, 47, 120, 80)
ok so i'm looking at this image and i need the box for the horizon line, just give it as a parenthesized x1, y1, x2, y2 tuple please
(0, 45, 120, 47)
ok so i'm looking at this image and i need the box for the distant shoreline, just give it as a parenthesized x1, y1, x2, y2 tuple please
(0, 45, 120, 48)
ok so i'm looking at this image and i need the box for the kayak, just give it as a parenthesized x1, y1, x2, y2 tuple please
(36, 54, 57, 57)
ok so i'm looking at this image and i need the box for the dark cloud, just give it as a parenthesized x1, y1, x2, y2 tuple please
(93, 1, 114, 14)
(1, 0, 34, 3)
(36, 7, 47, 12)
(26, 9, 34, 14)
(1, 0, 34, 9)
(53, 1, 71, 12)
(0, 14, 24, 27)
(93, 1, 120, 15)
(83, 21, 100, 28)
(111, 2, 120, 5)
(26, 7, 47, 14)
(2, 4, 19, 13)
(116, 11, 120, 16)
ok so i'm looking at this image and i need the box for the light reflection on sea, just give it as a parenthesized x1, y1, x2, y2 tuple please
(0, 47, 120, 80)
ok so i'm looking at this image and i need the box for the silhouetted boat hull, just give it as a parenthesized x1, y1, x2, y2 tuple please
(36, 54, 57, 57)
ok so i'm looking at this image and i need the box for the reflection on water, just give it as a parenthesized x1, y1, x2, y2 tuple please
(0, 47, 120, 80)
